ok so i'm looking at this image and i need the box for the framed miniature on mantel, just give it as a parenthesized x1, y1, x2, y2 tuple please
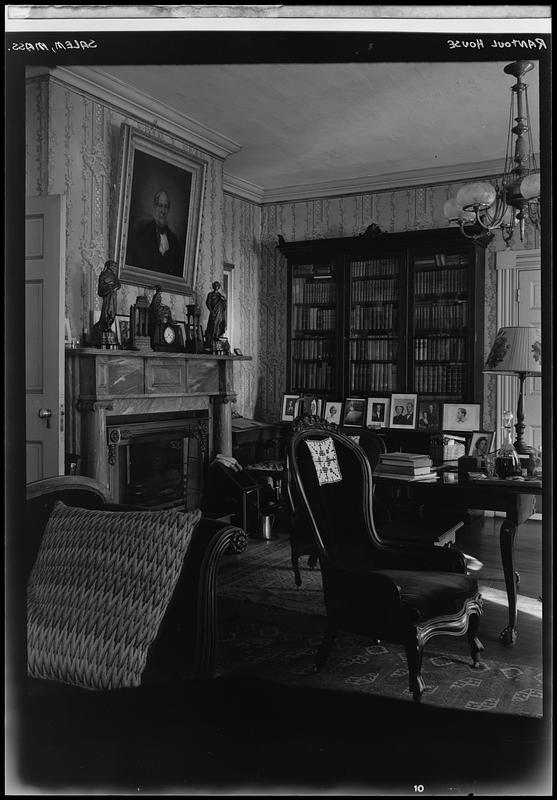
(366, 397, 390, 429)
(282, 394, 300, 422)
(115, 124, 207, 295)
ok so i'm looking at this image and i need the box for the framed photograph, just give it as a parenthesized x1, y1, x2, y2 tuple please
(298, 394, 322, 417)
(417, 399, 442, 432)
(468, 431, 495, 458)
(323, 401, 342, 426)
(365, 397, 390, 429)
(342, 397, 366, 427)
(282, 394, 300, 422)
(442, 403, 481, 432)
(115, 124, 207, 295)
(389, 393, 418, 429)
(115, 314, 131, 348)
(175, 321, 188, 348)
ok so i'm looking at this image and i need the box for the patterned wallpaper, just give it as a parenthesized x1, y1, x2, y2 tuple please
(26, 73, 539, 425)
(25, 73, 224, 365)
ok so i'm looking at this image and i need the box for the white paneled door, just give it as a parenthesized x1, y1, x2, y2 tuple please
(25, 195, 66, 482)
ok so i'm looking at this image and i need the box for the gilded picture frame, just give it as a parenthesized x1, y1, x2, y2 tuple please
(115, 124, 207, 295)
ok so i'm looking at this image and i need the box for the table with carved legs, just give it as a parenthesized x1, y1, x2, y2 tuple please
(374, 475, 542, 644)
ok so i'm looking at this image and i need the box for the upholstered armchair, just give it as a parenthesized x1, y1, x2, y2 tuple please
(25, 476, 247, 692)
(287, 420, 389, 586)
(288, 428, 483, 702)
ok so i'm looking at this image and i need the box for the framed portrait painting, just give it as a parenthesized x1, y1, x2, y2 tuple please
(115, 124, 207, 295)
(388, 393, 418, 429)
(442, 403, 481, 432)
(366, 397, 390, 429)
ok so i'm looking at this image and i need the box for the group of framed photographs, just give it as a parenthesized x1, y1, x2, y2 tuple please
(282, 393, 493, 455)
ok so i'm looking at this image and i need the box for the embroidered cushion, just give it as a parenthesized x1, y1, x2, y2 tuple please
(305, 437, 343, 486)
(27, 501, 202, 691)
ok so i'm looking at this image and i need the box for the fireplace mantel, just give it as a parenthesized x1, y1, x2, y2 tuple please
(65, 348, 249, 493)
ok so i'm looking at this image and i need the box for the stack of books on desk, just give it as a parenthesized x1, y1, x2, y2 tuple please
(374, 452, 439, 481)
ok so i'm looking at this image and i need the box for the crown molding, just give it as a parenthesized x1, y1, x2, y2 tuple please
(259, 159, 509, 204)
(26, 65, 242, 160)
(223, 172, 264, 204)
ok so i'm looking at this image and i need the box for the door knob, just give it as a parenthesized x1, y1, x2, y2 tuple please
(38, 408, 52, 428)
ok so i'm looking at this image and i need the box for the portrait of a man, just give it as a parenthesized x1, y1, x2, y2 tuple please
(125, 150, 190, 278)
(117, 125, 207, 294)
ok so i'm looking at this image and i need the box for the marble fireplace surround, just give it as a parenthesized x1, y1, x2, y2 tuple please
(65, 349, 245, 501)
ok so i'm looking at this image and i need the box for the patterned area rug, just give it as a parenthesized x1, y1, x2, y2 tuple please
(216, 613, 543, 717)
(217, 536, 543, 717)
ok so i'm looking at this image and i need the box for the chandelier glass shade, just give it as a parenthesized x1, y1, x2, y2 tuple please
(444, 61, 540, 248)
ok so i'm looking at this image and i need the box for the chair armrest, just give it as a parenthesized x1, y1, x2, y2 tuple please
(145, 518, 246, 682)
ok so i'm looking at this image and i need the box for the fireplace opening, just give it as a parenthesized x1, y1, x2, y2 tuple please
(107, 412, 209, 510)
(126, 436, 185, 507)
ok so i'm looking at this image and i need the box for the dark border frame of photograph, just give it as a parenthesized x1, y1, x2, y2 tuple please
(281, 394, 300, 422)
(115, 314, 131, 348)
(388, 393, 418, 429)
(417, 399, 442, 432)
(342, 397, 367, 428)
(115, 123, 207, 295)
(467, 431, 495, 457)
(298, 394, 323, 417)
(323, 401, 342, 426)
(365, 397, 390, 429)
(442, 402, 481, 432)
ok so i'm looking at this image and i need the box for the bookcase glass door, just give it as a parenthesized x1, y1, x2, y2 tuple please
(347, 253, 404, 395)
(411, 250, 470, 400)
(290, 261, 338, 396)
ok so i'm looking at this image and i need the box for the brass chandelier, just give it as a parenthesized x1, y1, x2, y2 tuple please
(444, 61, 540, 248)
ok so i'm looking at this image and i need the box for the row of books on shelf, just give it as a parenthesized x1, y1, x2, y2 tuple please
(414, 254, 467, 268)
(350, 362, 398, 393)
(414, 364, 465, 394)
(291, 307, 336, 330)
(350, 257, 400, 277)
(291, 362, 335, 391)
(349, 336, 398, 360)
(294, 263, 334, 278)
(414, 302, 468, 329)
(351, 278, 398, 303)
(350, 303, 397, 330)
(414, 267, 467, 295)
(374, 452, 439, 482)
(292, 279, 337, 304)
(414, 336, 465, 362)
(292, 338, 336, 359)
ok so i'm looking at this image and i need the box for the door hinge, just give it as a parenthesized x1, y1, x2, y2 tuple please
(516, 288, 521, 303)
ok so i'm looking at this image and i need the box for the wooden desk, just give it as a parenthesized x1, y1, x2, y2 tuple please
(374, 474, 542, 645)
(231, 419, 286, 467)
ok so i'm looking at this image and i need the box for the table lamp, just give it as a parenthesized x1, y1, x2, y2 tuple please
(483, 326, 541, 457)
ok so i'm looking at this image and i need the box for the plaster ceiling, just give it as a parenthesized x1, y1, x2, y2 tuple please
(94, 61, 540, 199)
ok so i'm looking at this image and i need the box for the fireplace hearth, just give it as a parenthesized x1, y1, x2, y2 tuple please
(65, 349, 245, 504)
(107, 411, 209, 509)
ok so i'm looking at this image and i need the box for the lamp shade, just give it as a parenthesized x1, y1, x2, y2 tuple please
(519, 172, 541, 200)
(443, 197, 476, 223)
(456, 181, 497, 210)
(484, 326, 542, 375)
